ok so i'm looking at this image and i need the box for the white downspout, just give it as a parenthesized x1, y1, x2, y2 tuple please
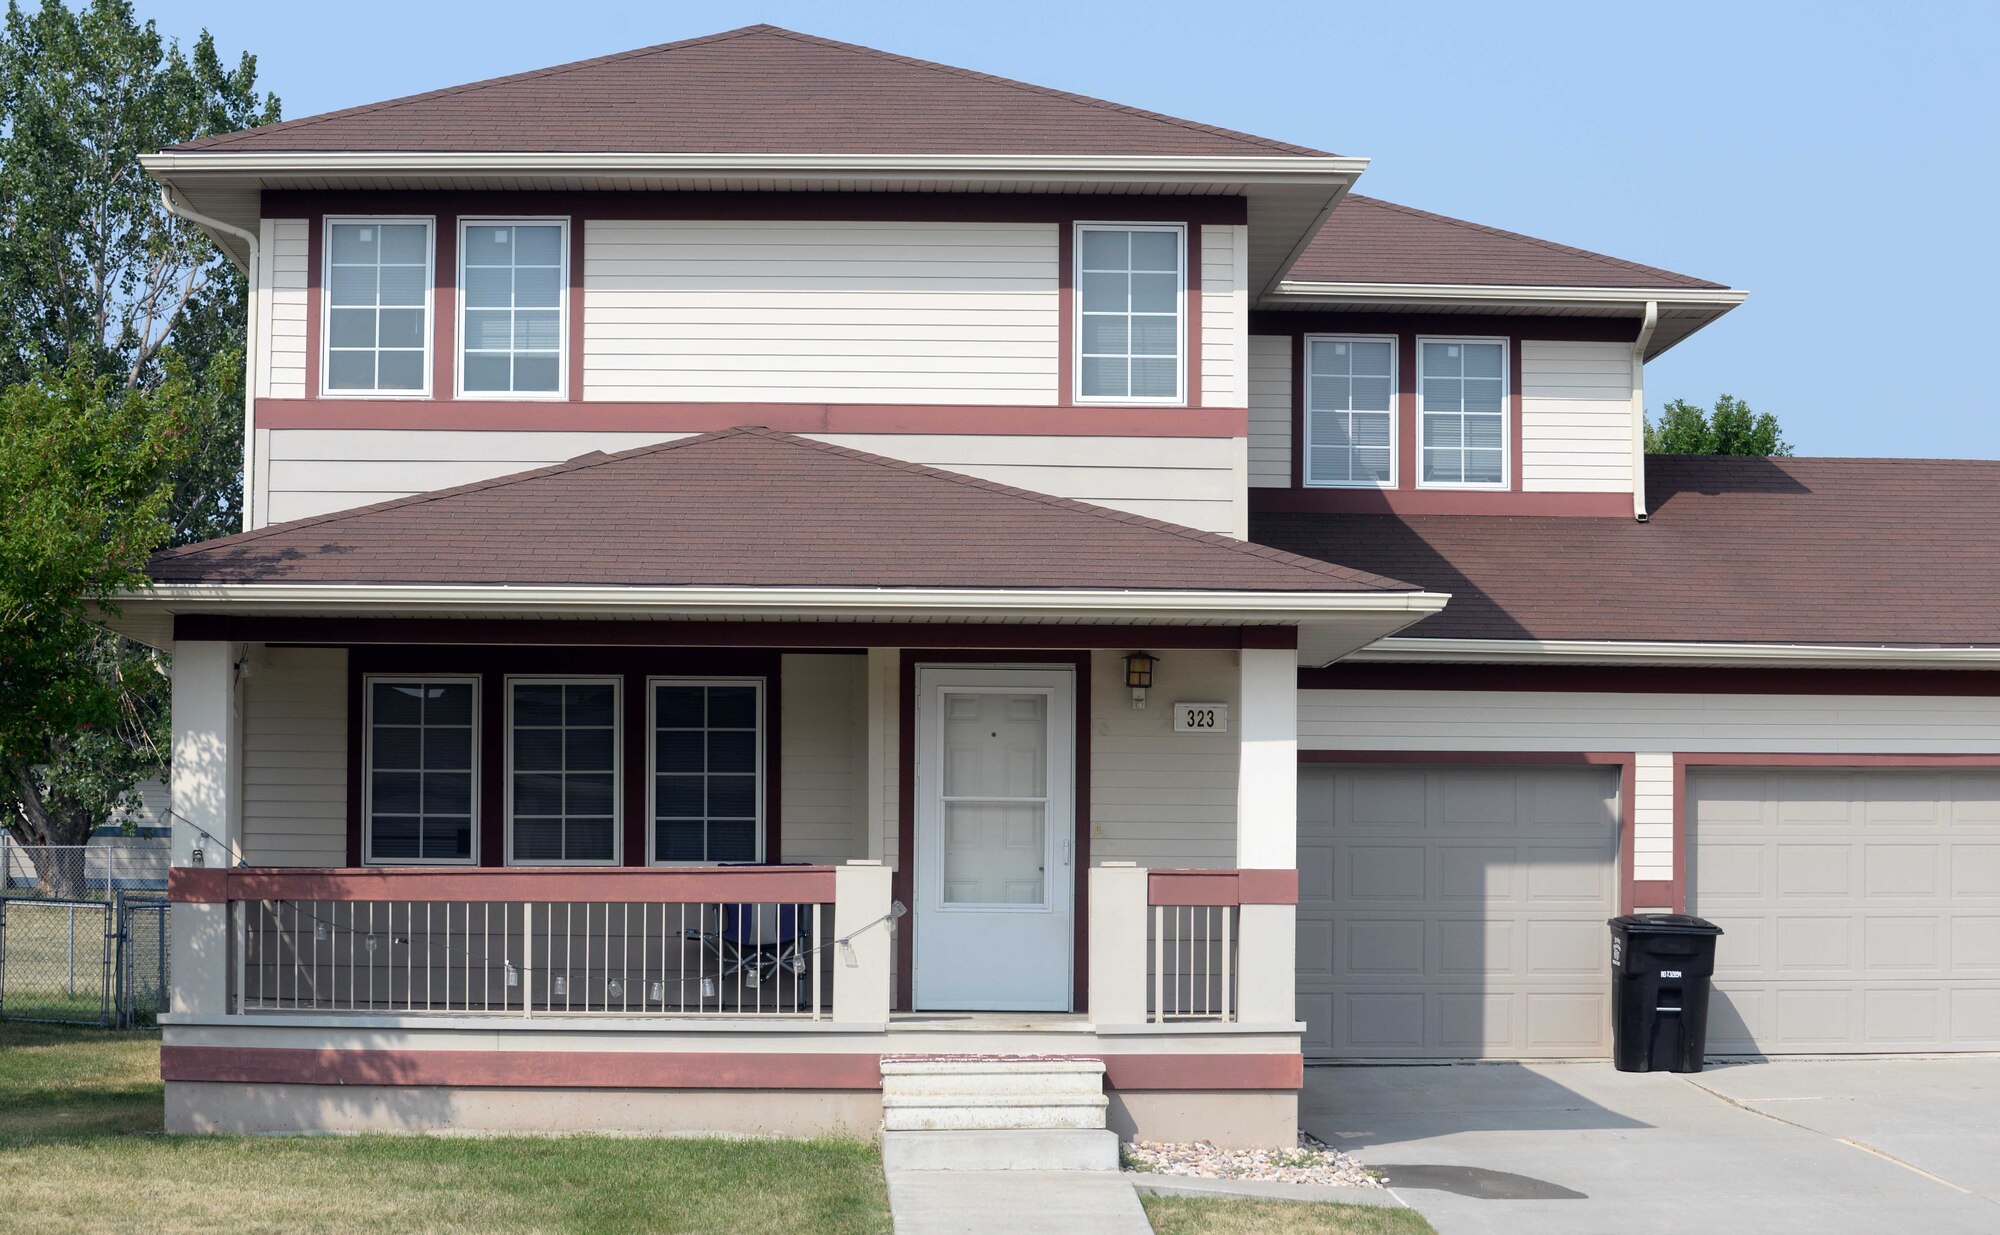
(160, 186, 260, 533)
(1630, 300, 1658, 521)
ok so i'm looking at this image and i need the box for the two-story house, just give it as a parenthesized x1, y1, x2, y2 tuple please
(116, 26, 2000, 1156)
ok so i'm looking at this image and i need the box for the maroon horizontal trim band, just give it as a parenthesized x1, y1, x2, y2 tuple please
(170, 618, 1306, 651)
(1247, 311, 1644, 342)
(256, 400, 1249, 438)
(168, 865, 836, 905)
(1675, 752, 2000, 769)
(1147, 869, 1299, 906)
(1298, 749, 1631, 766)
(1302, 664, 2000, 696)
(162, 1046, 881, 1090)
(1100, 1053, 1303, 1091)
(1250, 488, 1630, 518)
(263, 190, 1251, 227)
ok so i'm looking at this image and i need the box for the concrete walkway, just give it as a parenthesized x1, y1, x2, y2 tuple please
(1305, 1057, 2000, 1235)
(885, 1170, 1151, 1235)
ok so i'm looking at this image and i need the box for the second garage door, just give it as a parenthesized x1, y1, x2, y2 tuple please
(1297, 763, 1620, 1059)
(1691, 768, 2000, 1054)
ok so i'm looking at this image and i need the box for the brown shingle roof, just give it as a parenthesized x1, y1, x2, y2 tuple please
(170, 25, 1325, 158)
(1250, 456, 2000, 646)
(1287, 195, 1724, 290)
(151, 427, 1412, 593)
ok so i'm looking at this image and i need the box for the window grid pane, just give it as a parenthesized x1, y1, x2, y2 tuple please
(510, 680, 617, 863)
(326, 222, 429, 393)
(653, 683, 762, 863)
(1305, 337, 1395, 486)
(1420, 341, 1506, 486)
(462, 223, 564, 394)
(1078, 227, 1181, 402)
(368, 680, 474, 862)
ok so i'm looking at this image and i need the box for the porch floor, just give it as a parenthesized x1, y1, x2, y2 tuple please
(888, 1012, 1092, 1033)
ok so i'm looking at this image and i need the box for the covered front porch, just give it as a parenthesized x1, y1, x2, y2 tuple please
(155, 627, 1321, 1144)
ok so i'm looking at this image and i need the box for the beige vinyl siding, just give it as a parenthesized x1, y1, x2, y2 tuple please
(1199, 224, 1248, 407)
(1301, 686, 2000, 907)
(240, 647, 348, 867)
(806, 433, 1245, 536)
(778, 655, 870, 865)
(261, 429, 690, 523)
(260, 219, 309, 400)
(582, 220, 1059, 404)
(1089, 649, 1240, 868)
(1247, 335, 1293, 487)
(1519, 340, 1635, 493)
(260, 428, 1245, 533)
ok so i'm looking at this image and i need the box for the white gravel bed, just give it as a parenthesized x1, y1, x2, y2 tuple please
(1121, 1132, 1386, 1187)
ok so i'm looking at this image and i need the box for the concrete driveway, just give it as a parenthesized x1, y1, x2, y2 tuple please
(1302, 1057, 2000, 1235)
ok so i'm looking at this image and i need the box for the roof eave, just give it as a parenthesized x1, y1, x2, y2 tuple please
(1263, 282, 1747, 357)
(97, 582, 1450, 662)
(1345, 636, 2000, 670)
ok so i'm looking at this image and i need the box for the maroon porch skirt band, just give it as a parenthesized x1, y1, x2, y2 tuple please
(161, 1047, 1304, 1092)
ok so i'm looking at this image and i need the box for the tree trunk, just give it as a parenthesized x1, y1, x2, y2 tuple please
(6, 762, 92, 899)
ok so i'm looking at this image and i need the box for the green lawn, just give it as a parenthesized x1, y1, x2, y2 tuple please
(1141, 1193, 1436, 1235)
(0, 1023, 892, 1235)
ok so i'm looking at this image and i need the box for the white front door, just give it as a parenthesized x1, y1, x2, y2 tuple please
(913, 666, 1075, 1011)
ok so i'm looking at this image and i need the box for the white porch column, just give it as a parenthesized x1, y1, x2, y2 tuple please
(1234, 646, 1297, 1024)
(832, 860, 894, 1026)
(1087, 863, 1149, 1024)
(169, 640, 240, 1017)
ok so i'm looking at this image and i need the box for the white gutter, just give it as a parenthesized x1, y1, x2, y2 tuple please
(160, 187, 259, 534)
(1631, 299, 1658, 521)
(119, 582, 1450, 624)
(1272, 281, 1747, 310)
(1345, 636, 2000, 669)
(140, 150, 1369, 184)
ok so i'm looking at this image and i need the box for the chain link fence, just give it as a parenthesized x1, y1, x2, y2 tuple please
(1, 839, 169, 900)
(0, 841, 171, 1026)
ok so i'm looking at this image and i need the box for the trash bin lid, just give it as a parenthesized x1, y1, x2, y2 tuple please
(1608, 913, 1723, 935)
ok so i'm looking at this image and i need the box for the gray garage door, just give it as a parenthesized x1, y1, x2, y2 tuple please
(1691, 768, 2000, 1054)
(1298, 764, 1620, 1059)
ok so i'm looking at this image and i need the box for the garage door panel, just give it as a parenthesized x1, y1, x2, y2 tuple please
(1298, 763, 1619, 1060)
(1692, 768, 1997, 1055)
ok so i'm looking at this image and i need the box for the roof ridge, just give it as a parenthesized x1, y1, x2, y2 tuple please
(747, 26, 1327, 158)
(1346, 195, 1723, 290)
(173, 26, 773, 151)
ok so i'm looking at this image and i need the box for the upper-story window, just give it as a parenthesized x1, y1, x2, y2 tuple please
(1419, 337, 1507, 488)
(1305, 335, 1396, 487)
(324, 218, 433, 396)
(1076, 223, 1184, 404)
(459, 219, 568, 397)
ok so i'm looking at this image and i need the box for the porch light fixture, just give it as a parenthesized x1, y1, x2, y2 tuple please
(1123, 652, 1158, 710)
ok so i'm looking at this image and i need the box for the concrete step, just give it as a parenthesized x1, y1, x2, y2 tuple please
(883, 1093, 1110, 1132)
(881, 1058, 1108, 1101)
(882, 1128, 1122, 1173)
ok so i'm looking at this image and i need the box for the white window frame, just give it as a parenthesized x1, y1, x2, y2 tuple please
(646, 677, 767, 867)
(320, 215, 436, 399)
(361, 674, 480, 867)
(1303, 333, 1399, 489)
(454, 216, 571, 401)
(1416, 335, 1510, 490)
(503, 675, 623, 868)
(1072, 221, 1187, 407)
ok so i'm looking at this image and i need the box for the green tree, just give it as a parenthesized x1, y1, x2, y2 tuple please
(1645, 394, 1793, 456)
(0, 0, 278, 538)
(0, 1, 277, 884)
(0, 369, 189, 893)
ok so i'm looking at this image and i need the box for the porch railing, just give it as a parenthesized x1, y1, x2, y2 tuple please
(1088, 866, 1299, 1027)
(202, 868, 841, 1019)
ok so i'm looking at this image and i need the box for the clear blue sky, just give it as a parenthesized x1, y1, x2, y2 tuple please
(142, 0, 1998, 458)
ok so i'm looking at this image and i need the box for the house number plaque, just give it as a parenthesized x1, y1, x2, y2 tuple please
(1174, 702, 1228, 732)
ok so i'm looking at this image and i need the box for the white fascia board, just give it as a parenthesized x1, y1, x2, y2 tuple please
(140, 150, 1368, 186)
(1347, 636, 2000, 669)
(122, 582, 1449, 624)
(1270, 281, 1748, 310)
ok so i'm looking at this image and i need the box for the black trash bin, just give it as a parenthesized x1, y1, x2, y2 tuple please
(1608, 914, 1724, 1073)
